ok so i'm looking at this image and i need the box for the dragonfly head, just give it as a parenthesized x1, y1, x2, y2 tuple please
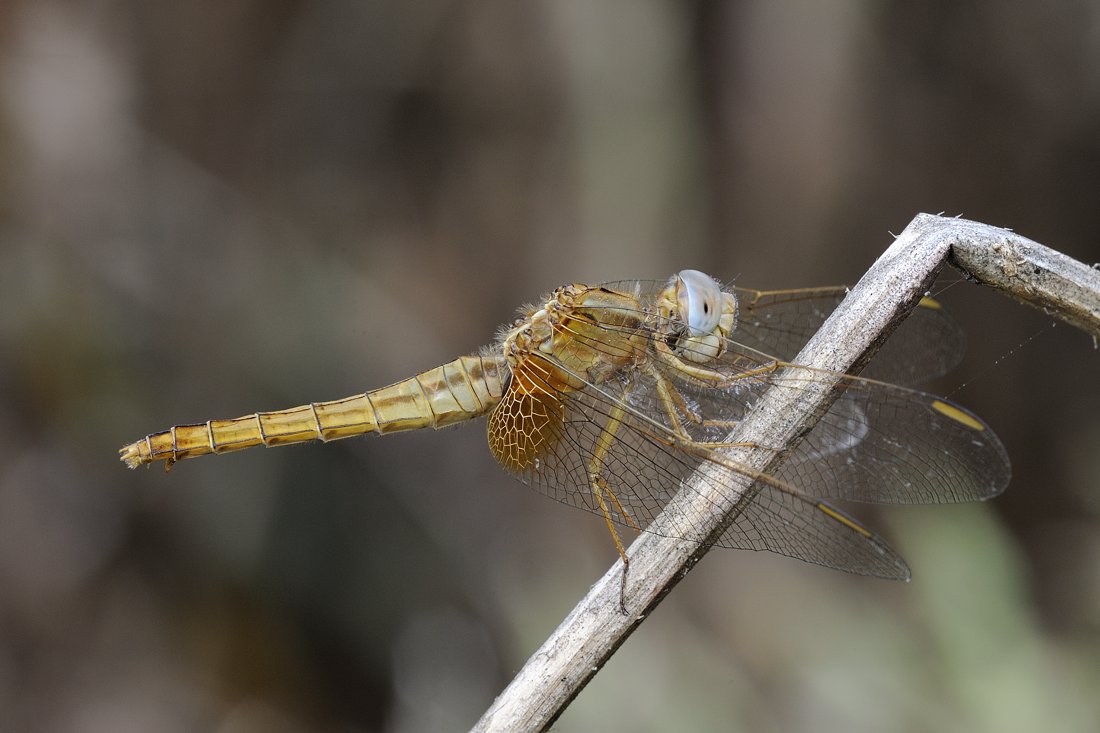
(659, 270, 739, 364)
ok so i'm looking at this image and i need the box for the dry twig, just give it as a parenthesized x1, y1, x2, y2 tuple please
(471, 214, 1100, 732)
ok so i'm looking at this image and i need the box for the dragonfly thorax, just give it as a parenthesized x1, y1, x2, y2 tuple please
(490, 282, 650, 473)
(499, 283, 649, 390)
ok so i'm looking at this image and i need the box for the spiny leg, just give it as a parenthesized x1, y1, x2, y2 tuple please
(647, 363, 761, 451)
(587, 398, 640, 613)
(650, 347, 806, 452)
(655, 376, 744, 433)
(653, 341, 784, 389)
(649, 364, 693, 434)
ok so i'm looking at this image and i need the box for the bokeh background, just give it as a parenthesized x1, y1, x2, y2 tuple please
(2, 1, 1099, 731)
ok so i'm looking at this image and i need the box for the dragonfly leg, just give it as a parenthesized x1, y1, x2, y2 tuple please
(646, 363, 765, 451)
(654, 341, 784, 389)
(590, 475, 635, 614)
(654, 371, 742, 432)
(648, 365, 690, 434)
(653, 366, 702, 428)
(697, 417, 745, 433)
(589, 475, 632, 560)
(588, 398, 642, 613)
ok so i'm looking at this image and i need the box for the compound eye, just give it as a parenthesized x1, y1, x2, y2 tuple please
(675, 269, 722, 336)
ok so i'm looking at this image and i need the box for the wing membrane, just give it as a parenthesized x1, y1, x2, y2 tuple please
(494, 293, 1009, 578)
(505, 357, 911, 579)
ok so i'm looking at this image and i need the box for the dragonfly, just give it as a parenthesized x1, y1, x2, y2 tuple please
(120, 270, 1010, 584)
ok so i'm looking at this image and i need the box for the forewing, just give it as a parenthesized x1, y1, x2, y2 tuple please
(732, 287, 965, 385)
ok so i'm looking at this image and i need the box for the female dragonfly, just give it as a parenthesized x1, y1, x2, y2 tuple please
(121, 270, 1010, 580)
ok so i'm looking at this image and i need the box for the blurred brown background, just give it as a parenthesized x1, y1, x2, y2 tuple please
(2, 1, 1099, 731)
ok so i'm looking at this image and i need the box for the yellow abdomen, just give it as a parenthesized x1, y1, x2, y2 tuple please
(120, 354, 507, 469)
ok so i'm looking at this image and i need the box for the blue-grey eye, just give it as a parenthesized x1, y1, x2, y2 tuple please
(675, 269, 722, 336)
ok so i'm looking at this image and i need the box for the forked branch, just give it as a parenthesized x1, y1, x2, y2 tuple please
(471, 214, 1100, 733)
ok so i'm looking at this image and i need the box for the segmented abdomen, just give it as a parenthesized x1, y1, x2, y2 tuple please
(119, 354, 507, 468)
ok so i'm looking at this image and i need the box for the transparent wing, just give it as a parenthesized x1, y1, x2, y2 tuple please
(500, 358, 911, 579)
(582, 284, 1006, 504)
(491, 299, 1008, 579)
(655, 355, 1010, 504)
(731, 287, 965, 385)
